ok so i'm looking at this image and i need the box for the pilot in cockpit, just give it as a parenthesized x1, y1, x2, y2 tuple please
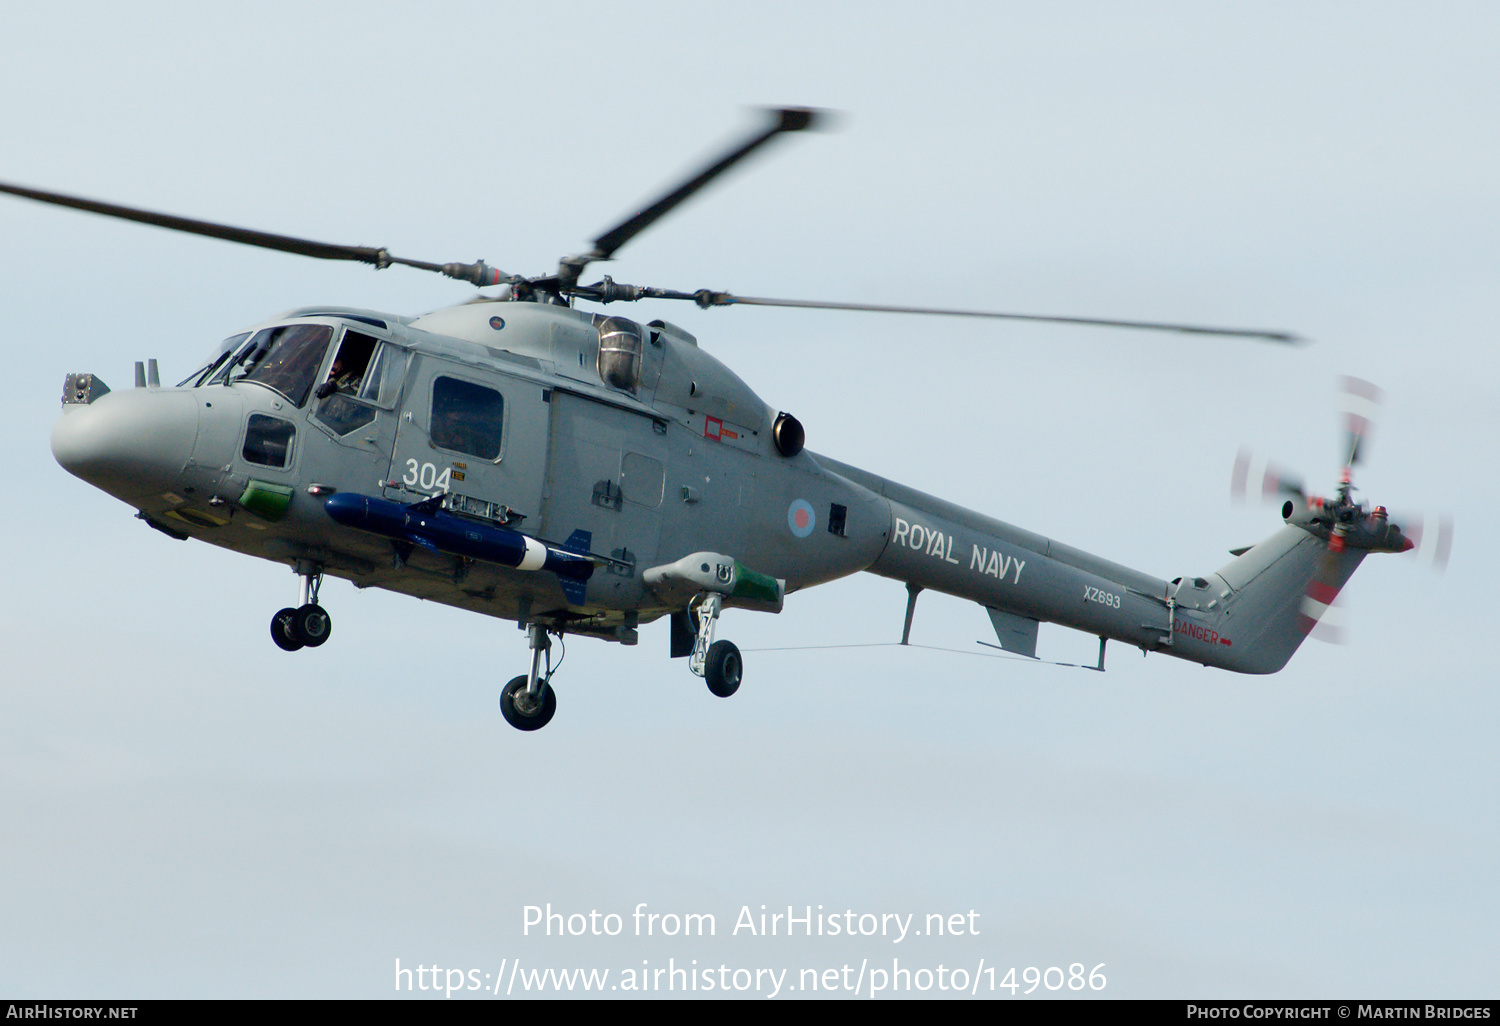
(316, 330, 378, 400)
(317, 354, 361, 399)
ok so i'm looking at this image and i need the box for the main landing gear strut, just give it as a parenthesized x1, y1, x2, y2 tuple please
(689, 592, 742, 698)
(270, 561, 332, 652)
(499, 623, 559, 732)
(496, 594, 745, 733)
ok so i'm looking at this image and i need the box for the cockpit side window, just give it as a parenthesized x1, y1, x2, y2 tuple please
(239, 324, 335, 407)
(358, 343, 409, 407)
(243, 414, 296, 467)
(430, 376, 504, 460)
(315, 330, 379, 401)
(316, 393, 377, 436)
(313, 335, 411, 437)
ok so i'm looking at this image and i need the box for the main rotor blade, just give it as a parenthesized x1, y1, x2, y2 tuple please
(696, 292, 1302, 343)
(587, 107, 823, 263)
(0, 180, 396, 264)
(0, 180, 516, 285)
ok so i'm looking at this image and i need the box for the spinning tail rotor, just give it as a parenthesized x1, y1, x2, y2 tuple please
(1390, 511, 1454, 574)
(1231, 376, 1453, 642)
(1231, 449, 1306, 507)
(1339, 374, 1382, 475)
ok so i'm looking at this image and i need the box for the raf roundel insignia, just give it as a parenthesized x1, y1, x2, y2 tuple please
(787, 499, 816, 538)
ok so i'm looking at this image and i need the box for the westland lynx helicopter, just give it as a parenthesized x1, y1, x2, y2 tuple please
(7, 109, 1440, 731)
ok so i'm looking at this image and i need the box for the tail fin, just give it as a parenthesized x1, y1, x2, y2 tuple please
(1197, 526, 1365, 673)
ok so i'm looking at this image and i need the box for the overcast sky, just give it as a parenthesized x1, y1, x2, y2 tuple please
(2, 1, 1496, 1000)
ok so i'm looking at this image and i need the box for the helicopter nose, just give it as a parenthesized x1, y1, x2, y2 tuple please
(52, 388, 201, 502)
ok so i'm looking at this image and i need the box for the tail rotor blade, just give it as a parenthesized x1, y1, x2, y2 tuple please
(1396, 511, 1454, 573)
(1297, 549, 1349, 645)
(1231, 448, 1306, 504)
(1339, 375, 1384, 469)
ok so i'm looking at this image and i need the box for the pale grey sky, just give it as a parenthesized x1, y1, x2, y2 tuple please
(2, 1, 1496, 999)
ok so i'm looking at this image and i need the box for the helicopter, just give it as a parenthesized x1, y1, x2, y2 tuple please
(7, 107, 1432, 732)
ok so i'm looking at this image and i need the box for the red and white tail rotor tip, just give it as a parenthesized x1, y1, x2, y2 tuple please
(1230, 448, 1305, 504)
(1401, 513, 1454, 573)
(1339, 375, 1384, 468)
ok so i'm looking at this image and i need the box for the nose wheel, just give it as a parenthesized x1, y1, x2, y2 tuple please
(269, 563, 332, 651)
(270, 607, 302, 651)
(500, 674, 557, 731)
(500, 624, 560, 731)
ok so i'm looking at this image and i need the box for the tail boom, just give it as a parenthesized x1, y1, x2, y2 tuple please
(817, 455, 1374, 674)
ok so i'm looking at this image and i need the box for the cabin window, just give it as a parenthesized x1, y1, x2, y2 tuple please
(828, 503, 848, 536)
(430, 376, 504, 460)
(596, 316, 643, 394)
(243, 414, 296, 467)
(239, 324, 335, 407)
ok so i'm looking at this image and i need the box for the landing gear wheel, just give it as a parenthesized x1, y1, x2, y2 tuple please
(500, 675, 557, 731)
(270, 607, 304, 651)
(291, 603, 332, 648)
(705, 639, 742, 698)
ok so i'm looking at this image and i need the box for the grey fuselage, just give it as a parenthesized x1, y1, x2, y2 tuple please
(52, 298, 1372, 671)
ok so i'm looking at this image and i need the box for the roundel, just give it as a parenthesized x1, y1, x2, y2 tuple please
(787, 499, 816, 538)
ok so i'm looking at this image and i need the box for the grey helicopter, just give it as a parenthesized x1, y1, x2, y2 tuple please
(7, 108, 1437, 732)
